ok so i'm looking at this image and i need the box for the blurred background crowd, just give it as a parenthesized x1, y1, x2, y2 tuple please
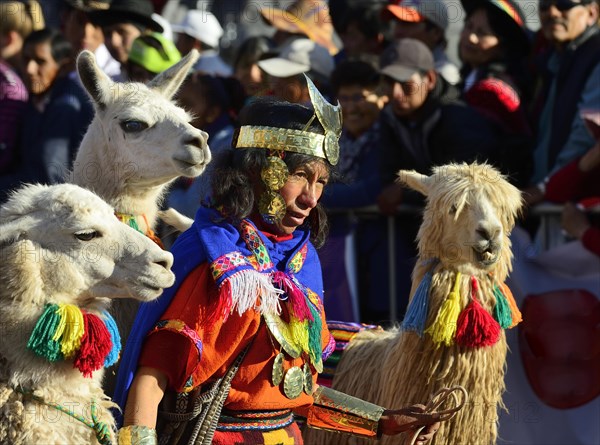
(0, 1, 598, 443)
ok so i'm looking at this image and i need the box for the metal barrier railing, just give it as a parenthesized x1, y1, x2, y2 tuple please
(328, 203, 599, 323)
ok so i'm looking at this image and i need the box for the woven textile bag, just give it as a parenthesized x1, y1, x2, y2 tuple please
(156, 345, 249, 445)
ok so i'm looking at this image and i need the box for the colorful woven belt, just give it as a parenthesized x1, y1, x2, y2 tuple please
(217, 409, 295, 432)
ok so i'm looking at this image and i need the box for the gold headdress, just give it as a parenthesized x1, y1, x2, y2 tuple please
(234, 75, 342, 224)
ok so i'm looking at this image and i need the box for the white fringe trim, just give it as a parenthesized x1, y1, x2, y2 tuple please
(227, 269, 283, 316)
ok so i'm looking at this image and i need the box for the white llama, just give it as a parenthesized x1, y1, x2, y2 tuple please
(305, 163, 523, 445)
(0, 183, 176, 445)
(71, 49, 210, 236)
(70, 50, 211, 381)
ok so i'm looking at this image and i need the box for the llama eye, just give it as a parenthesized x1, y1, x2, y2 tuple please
(450, 204, 458, 214)
(74, 230, 99, 241)
(120, 120, 149, 133)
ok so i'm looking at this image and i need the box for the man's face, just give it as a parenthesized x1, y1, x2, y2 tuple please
(22, 40, 61, 95)
(103, 23, 141, 64)
(539, 0, 597, 44)
(382, 71, 434, 119)
(337, 84, 386, 137)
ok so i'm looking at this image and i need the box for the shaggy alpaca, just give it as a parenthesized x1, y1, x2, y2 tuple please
(70, 50, 211, 388)
(0, 184, 175, 445)
(305, 163, 523, 445)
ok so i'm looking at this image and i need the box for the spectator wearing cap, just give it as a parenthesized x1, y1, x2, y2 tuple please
(524, 0, 600, 207)
(90, 0, 164, 73)
(62, 0, 120, 79)
(260, 0, 339, 55)
(232, 36, 274, 97)
(375, 38, 505, 316)
(171, 10, 231, 76)
(382, 0, 460, 85)
(126, 32, 180, 83)
(459, 0, 532, 136)
(257, 38, 334, 104)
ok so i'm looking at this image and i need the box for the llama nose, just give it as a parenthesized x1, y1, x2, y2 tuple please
(155, 251, 174, 270)
(477, 225, 500, 241)
(185, 136, 206, 149)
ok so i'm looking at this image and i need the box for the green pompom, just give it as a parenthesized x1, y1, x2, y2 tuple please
(27, 304, 64, 361)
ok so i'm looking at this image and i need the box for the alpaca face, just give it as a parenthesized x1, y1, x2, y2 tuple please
(437, 187, 504, 268)
(0, 184, 175, 307)
(74, 50, 211, 189)
(91, 88, 210, 185)
(399, 163, 522, 272)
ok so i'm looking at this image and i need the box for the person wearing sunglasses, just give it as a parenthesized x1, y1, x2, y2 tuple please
(525, 0, 600, 207)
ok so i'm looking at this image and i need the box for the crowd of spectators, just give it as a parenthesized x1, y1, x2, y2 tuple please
(1, 0, 599, 324)
(0, 2, 598, 444)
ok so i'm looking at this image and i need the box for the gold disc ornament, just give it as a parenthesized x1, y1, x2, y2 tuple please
(259, 191, 286, 225)
(303, 362, 313, 395)
(272, 352, 285, 387)
(283, 366, 304, 399)
(261, 156, 289, 190)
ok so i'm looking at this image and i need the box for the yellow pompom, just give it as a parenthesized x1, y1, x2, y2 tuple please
(426, 272, 463, 347)
(53, 304, 85, 359)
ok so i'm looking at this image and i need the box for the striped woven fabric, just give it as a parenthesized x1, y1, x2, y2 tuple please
(317, 321, 380, 387)
(213, 417, 303, 444)
(217, 409, 294, 432)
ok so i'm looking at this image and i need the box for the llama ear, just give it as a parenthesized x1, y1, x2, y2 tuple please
(148, 49, 199, 99)
(0, 217, 30, 246)
(396, 169, 431, 196)
(77, 50, 112, 109)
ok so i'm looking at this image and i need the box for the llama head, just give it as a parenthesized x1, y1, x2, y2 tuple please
(75, 49, 211, 188)
(0, 184, 175, 309)
(398, 163, 522, 279)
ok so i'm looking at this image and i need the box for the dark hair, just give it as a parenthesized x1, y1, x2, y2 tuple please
(335, 4, 390, 41)
(470, 5, 529, 58)
(24, 28, 72, 64)
(233, 35, 275, 71)
(210, 98, 330, 247)
(330, 59, 380, 93)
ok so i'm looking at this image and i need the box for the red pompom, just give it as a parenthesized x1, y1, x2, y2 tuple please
(455, 277, 501, 348)
(74, 313, 112, 378)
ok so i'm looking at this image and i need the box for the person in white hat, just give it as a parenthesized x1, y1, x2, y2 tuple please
(257, 37, 334, 104)
(171, 9, 231, 76)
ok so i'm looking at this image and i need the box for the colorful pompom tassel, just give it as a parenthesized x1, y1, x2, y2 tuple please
(54, 304, 85, 359)
(402, 269, 433, 336)
(289, 318, 310, 355)
(499, 283, 522, 328)
(272, 271, 312, 321)
(426, 272, 462, 347)
(307, 301, 323, 366)
(102, 311, 121, 367)
(74, 313, 112, 378)
(455, 276, 501, 348)
(27, 304, 63, 362)
(493, 285, 513, 329)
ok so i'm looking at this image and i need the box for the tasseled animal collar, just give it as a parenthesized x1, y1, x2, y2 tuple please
(401, 261, 522, 348)
(27, 303, 120, 377)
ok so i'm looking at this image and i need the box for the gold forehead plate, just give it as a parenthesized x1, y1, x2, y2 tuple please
(235, 126, 327, 159)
